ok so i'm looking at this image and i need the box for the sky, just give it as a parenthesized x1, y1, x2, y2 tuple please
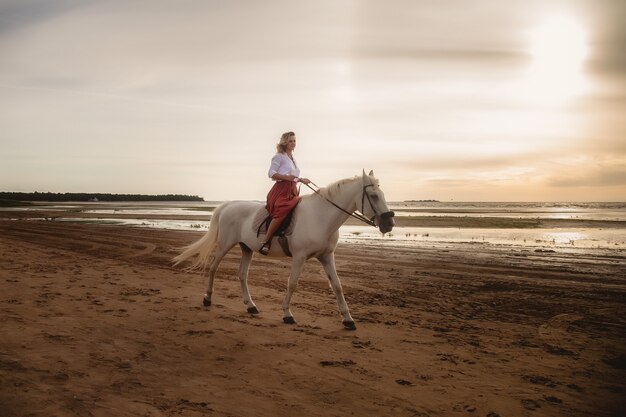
(1, 0, 625, 201)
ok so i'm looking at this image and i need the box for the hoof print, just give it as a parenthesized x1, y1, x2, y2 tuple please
(395, 379, 415, 386)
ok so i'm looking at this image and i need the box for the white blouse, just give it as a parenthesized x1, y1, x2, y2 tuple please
(268, 152, 301, 180)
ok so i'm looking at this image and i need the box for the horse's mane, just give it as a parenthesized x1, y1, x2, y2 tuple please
(317, 175, 379, 199)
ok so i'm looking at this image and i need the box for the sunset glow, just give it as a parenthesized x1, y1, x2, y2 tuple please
(524, 15, 590, 105)
(0, 1, 624, 202)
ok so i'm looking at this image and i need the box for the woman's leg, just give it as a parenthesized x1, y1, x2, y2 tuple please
(260, 215, 287, 254)
(265, 215, 287, 242)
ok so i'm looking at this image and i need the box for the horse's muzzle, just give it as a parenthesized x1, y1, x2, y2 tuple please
(378, 211, 395, 234)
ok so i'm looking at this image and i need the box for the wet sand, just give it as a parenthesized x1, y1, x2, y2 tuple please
(1, 220, 625, 417)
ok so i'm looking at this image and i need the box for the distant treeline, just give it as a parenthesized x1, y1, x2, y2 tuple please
(0, 192, 204, 202)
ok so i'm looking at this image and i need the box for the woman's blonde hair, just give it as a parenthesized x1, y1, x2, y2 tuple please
(276, 131, 295, 153)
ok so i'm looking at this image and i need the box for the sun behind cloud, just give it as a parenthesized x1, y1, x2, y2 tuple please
(523, 14, 590, 105)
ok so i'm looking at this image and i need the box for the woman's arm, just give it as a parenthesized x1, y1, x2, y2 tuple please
(271, 173, 297, 182)
(272, 174, 311, 184)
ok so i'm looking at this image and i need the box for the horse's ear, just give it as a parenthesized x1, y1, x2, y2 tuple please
(362, 169, 366, 178)
(369, 170, 374, 176)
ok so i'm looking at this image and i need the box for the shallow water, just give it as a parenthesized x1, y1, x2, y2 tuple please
(340, 225, 626, 249)
(9, 201, 626, 249)
(51, 217, 626, 249)
(390, 202, 626, 221)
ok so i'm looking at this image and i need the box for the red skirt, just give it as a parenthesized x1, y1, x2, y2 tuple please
(266, 181, 300, 219)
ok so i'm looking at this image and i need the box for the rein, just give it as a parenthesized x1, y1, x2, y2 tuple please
(302, 181, 393, 228)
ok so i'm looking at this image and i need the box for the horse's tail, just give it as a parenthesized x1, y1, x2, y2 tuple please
(172, 204, 224, 270)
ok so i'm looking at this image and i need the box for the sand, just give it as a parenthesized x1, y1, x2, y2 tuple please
(1, 220, 625, 417)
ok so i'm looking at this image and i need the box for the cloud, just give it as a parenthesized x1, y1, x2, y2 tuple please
(549, 166, 626, 187)
(0, 0, 87, 35)
(407, 155, 530, 172)
(1, 1, 625, 201)
(423, 178, 480, 188)
(353, 47, 527, 66)
(583, 0, 626, 77)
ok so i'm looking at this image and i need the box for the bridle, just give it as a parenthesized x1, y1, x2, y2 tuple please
(303, 180, 395, 228)
(361, 183, 395, 226)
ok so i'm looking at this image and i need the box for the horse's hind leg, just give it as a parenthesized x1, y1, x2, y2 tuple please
(202, 245, 231, 307)
(318, 252, 356, 330)
(238, 243, 259, 314)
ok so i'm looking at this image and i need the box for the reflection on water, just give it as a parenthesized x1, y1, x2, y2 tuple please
(7, 201, 626, 250)
(51, 218, 626, 249)
(394, 210, 626, 221)
(339, 226, 626, 249)
(58, 217, 211, 230)
(389, 205, 626, 221)
(83, 208, 214, 216)
(11, 200, 626, 220)
(538, 231, 587, 244)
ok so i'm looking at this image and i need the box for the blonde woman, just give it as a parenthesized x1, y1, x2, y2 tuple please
(260, 131, 310, 255)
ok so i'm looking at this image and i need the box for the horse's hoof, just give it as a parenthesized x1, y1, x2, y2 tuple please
(202, 297, 211, 307)
(247, 306, 259, 315)
(342, 320, 357, 330)
(283, 316, 296, 325)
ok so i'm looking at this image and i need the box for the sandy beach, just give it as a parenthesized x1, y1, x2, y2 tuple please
(1, 219, 625, 417)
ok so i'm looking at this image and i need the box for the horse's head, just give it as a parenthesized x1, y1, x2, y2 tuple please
(360, 170, 395, 234)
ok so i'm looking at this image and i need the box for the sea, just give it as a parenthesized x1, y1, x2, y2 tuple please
(8, 201, 626, 250)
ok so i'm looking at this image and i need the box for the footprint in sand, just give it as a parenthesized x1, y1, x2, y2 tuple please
(539, 313, 583, 339)
(538, 313, 583, 355)
(395, 379, 415, 387)
(319, 360, 355, 367)
(126, 243, 157, 259)
(539, 313, 584, 334)
(521, 399, 541, 410)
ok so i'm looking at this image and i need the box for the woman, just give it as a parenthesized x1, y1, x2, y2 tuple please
(260, 131, 310, 255)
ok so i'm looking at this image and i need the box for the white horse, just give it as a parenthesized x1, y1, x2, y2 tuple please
(173, 170, 395, 329)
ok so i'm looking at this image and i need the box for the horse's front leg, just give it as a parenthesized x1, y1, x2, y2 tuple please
(281, 255, 306, 324)
(318, 252, 356, 330)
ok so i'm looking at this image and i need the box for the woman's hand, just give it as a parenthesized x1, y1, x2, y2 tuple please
(299, 177, 311, 185)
